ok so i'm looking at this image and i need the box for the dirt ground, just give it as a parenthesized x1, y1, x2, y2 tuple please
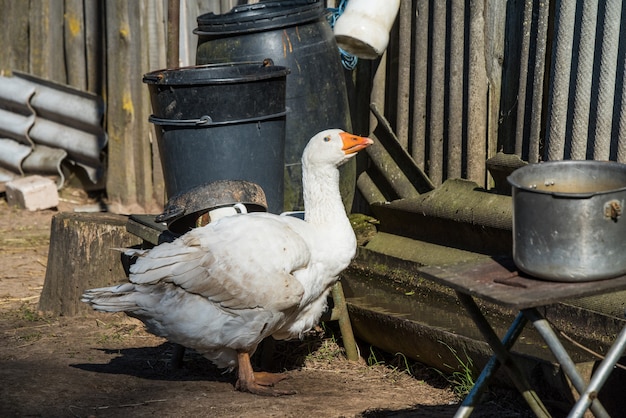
(0, 190, 533, 417)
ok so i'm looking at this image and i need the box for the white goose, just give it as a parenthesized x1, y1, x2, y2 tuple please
(82, 129, 373, 396)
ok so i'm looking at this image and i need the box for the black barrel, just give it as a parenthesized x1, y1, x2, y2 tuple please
(195, 0, 354, 212)
(143, 61, 289, 214)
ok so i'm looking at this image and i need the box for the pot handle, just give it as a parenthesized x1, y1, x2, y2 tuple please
(604, 200, 622, 222)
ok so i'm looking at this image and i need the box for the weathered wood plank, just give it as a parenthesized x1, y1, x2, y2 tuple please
(0, 0, 30, 74)
(105, 0, 161, 214)
(64, 0, 87, 90)
(29, 0, 66, 82)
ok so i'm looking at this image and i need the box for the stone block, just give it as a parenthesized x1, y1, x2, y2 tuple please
(5, 175, 59, 211)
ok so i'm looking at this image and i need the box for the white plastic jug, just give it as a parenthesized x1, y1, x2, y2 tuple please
(333, 0, 401, 59)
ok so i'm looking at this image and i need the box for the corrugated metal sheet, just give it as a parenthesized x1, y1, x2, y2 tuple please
(0, 72, 105, 189)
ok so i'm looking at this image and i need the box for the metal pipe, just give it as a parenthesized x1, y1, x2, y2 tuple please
(570, 0, 598, 160)
(593, 0, 622, 160)
(456, 292, 551, 417)
(454, 312, 528, 418)
(524, 308, 610, 418)
(546, 0, 576, 160)
(568, 325, 626, 417)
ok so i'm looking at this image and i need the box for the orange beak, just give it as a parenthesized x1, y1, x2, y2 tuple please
(339, 132, 374, 154)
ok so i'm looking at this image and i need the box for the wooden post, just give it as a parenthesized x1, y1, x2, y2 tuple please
(39, 212, 142, 316)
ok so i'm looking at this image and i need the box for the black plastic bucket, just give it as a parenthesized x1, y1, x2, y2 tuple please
(195, 0, 354, 211)
(143, 61, 289, 214)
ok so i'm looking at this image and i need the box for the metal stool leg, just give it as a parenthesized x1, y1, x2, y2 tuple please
(568, 325, 626, 418)
(524, 308, 610, 418)
(455, 312, 528, 418)
(456, 292, 551, 418)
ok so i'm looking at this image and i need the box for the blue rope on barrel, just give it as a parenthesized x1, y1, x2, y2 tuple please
(326, 0, 358, 70)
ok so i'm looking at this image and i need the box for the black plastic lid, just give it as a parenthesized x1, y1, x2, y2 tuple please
(195, 0, 323, 35)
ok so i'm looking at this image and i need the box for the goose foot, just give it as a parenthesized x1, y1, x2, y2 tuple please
(235, 351, 296, 396)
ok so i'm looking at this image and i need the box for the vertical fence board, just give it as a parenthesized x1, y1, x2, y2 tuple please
(466, 0, 488, 185)
(105, 0, 159, 213)
(545, 0, 576, 160)
(570, 0, 598, 160)
(411, 0, 429, 170)
(395, 0, 412, 150)
(593, 0, 622, 160)
(0, 0, 30, 74)
(29, 0, 66, 82)
(84, 0, 105, 95)
(447, 0, 464, 179)
(64, 0, 87, 90)
(428, 0, 446, 186)
(527, 0, 549, 163)
(484, 0, 507, 177)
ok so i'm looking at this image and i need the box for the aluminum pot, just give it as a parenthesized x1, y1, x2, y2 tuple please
(508, 160, 626, 281)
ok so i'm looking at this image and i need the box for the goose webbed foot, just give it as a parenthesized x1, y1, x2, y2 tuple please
(235, 351, 296, 396)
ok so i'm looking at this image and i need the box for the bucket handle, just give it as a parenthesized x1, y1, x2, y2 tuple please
(148, 110, 287, 127)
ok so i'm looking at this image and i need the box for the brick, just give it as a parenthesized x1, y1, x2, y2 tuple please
(5, 175, 59, 211)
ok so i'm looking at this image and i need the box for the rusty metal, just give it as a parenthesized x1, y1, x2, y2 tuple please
(156, 180, 267, 233)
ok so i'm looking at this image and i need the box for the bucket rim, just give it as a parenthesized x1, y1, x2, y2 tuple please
(142, 61, 290, 85)
(195, 0, 323, 35)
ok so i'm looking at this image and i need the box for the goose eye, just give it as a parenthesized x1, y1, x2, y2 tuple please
(323, 136, 331, 142)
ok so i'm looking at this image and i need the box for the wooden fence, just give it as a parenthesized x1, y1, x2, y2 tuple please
(4, 0, 626, 213)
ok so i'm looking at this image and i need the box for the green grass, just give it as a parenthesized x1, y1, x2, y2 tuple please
(436, 340, 476, 398)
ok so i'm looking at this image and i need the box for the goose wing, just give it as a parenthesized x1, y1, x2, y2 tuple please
(127, 214, 309, 312)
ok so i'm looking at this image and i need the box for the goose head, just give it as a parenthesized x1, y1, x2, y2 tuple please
(302, 129, 374, 169)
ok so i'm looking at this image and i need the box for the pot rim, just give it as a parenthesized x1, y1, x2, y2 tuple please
(508, 160, 626, 198)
